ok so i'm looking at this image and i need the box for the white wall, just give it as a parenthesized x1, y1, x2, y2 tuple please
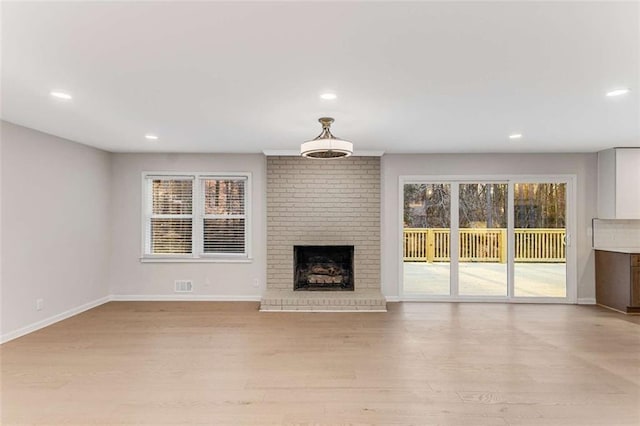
(108, 153, 266, 299)
(381, 153, 598, 302)
(1, 122, 112, 339)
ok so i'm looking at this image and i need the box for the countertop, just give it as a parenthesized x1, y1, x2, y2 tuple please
(594, 247, 640, 254)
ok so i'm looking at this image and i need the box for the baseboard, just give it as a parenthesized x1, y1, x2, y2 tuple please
(0, 295, 111, 344)
(111, 294, 262, 302)
(385, 296, 400, 302)
(578, 297, 596, 305)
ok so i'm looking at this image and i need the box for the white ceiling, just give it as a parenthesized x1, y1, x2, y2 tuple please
(2, 1, 639, 154)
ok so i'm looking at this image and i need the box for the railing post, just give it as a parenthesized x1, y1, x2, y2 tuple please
(500, 228, 507, 263)
(426, 228, 435, 263)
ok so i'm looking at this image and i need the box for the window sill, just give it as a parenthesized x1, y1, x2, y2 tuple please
(140, 257, 253, 264)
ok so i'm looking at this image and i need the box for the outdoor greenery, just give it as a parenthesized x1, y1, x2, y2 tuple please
(404, 183, 566, 229)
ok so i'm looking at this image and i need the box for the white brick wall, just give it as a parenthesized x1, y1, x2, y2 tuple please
(593, 219, 640, 248)
(266, 156, 381, 290)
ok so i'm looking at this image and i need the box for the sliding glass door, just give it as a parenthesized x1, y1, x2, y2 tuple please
(513, 182, 567, 298)
(403, 183, 451, 295)
(458, 183, 508, 297)
(401, 177, 572, 302)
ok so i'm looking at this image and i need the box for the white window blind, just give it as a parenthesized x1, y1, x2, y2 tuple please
(146, 177, 194, 255)
(201, 177, 246, 254)
(142, 173, 250, 260)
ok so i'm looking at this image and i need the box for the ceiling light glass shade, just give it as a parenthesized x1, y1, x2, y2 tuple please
(301, 117, 353, 159)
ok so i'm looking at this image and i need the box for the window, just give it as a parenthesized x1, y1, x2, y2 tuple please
(147, 177, 194, 255)
(201, 178, 246, 254)
(142, 173, 250, 261)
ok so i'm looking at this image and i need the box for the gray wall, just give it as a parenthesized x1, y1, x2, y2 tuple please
(108, 153, 266, 298)
(381, 153, 598, 301)
(1, 122, 111, 338)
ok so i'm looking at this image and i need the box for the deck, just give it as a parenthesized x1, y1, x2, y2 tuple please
(403, 262, 566, 297)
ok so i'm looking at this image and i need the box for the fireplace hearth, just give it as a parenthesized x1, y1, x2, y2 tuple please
(294, 245, 354, 291)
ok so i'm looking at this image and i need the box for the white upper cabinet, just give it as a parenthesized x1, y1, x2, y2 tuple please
(598, 148, 640, 219)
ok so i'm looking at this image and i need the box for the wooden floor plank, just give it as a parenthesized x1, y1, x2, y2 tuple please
(1, 301, 639, 425)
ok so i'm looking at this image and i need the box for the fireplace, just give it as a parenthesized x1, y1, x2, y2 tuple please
(294, 245, 354, 291)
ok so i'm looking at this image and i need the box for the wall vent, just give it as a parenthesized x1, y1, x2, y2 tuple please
(174, 280, 193, 293)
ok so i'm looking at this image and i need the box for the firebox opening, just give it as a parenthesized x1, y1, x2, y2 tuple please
(294, 245, 354, 291)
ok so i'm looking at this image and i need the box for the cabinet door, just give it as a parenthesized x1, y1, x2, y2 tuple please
(615, 148, 640, 219)
(632, 267, 640, 307)
(597, 149, 616, 218)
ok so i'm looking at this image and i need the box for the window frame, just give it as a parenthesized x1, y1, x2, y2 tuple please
(140, 171, 252, 263)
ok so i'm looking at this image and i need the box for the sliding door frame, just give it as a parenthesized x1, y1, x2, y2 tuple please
(399, 174, 577, 304)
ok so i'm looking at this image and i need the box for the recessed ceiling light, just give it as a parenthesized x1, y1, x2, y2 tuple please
(509, 133, 523, 140)
(320, 92, 337, 100)
(145, 134, 159, 140)
(606, 88, 630, 97)
(50, 91, 72, 100)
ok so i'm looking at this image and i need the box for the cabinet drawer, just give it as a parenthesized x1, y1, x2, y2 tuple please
(632, 255, 640, 267)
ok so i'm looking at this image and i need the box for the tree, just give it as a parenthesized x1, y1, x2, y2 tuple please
(405, 183, 565, 229)
(404, 184, 451, 228)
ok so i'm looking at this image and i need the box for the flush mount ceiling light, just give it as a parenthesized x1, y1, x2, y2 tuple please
(606, 88, 630, 97)
(320, 92, 337, 100)
(301, 117, 353, 159)
(509, 133, 523, 140)
(145, 134, 159, 140)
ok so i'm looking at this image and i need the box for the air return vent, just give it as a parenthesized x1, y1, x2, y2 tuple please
(174, 280, 193, 293)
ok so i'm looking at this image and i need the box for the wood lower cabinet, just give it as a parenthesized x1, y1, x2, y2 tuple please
(632, 266, 640, 307)
(595, 250, 640, 313)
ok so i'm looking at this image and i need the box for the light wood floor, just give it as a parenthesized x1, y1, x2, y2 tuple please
(1, 302, 639, 425)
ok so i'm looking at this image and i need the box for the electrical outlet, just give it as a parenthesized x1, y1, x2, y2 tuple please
(36, 298, 44, 311)
(253, 278, 260, 288)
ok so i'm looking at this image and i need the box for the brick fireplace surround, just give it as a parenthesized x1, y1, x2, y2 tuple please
(260, 156, 387, 311)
